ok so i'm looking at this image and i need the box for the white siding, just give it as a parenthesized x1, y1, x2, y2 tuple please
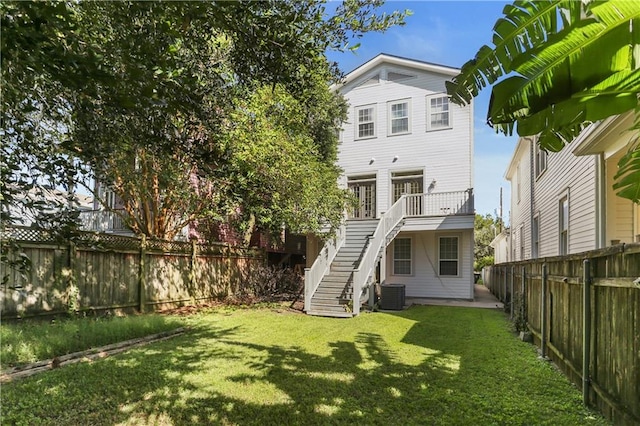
(605, 150, 637, 244)
(505, 139, 531, 261)
(533, 140, 597, 257)
(385, 230, 473, 299)
(338, 63, 473, 214)
(337, 56, 474, 300)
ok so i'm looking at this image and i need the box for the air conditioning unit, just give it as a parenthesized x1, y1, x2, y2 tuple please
(380, 284, 405, 310)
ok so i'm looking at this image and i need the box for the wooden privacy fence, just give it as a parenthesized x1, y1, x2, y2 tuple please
(483, 243, 640, 425)
(1, 227, 264, 319)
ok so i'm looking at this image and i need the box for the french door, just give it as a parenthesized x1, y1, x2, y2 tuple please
(348, 175, 376, 219)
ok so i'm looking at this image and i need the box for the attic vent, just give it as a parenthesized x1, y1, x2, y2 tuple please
(357, 74, 380, 87)
(388, 71, 415, 82)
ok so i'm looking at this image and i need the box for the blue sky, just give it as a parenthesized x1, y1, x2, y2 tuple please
(326, 0, 518, 218)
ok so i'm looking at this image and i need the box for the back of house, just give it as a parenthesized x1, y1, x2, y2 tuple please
(305, 54, 475, 316)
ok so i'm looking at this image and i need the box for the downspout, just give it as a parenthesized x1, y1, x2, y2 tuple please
(529, 137, 535, 258)
(595, 153, 606, 248)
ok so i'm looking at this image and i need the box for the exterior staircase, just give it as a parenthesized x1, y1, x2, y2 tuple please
(307, 220, 378, 317)
(304, 191, 472, 318)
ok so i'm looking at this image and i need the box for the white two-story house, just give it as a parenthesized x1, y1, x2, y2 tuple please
(305, 54, 475, 317)
(493, 112, 639, 263)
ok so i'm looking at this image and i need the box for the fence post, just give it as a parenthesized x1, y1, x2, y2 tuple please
(521, 265, 526, 325)
(583, 259, 592, 405)
(503, 266, 508, 303)
(541, 263, 548, 358)
(510, 265, 515, 319)
(67, 241, 79, 313)
(190, 239, 197, 305)
(138, 235, 146, 313)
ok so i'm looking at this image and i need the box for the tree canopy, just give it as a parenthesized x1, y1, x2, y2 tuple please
(446, 0, 640, 202)
(1, 1, 408, 241)
(474, 213, 498, 271)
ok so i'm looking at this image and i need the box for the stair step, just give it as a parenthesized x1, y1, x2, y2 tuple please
(306, 310, 353, 318)
(331, 258, 358, 269)
(337, 248, 363, 253)
(321, 278, 352, 285)
(310, 302, 350, 311)
(312, 296, 350, 304)
(324, 271, 352, 278)
(331, 265, 357, 272)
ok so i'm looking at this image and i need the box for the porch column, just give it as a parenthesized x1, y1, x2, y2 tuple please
(380, 246, 387, 285)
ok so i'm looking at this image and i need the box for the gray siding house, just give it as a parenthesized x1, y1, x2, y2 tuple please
(493, 112, 639, 263)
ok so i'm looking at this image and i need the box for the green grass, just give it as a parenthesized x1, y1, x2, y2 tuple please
(0, 314, 185, 369)
(1, 306, 608, 425)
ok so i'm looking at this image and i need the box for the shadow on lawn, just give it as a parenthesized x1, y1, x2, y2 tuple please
(2, 307, 602, 425)
(3, 316, 462, 425)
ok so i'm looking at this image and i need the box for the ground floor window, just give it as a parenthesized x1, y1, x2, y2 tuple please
(393, 237, 412, 275)
(439, 236, 459, 276)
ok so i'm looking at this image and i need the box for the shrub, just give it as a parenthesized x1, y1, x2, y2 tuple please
(236, 265, 303, 303)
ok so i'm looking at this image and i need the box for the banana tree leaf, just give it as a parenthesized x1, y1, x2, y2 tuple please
(489, 2, 640, 124)
(446, 0, 566, 106)
(613, 144, 640, 203)
(572, 68, 640, 97)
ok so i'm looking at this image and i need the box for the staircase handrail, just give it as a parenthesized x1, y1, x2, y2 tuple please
(351, 196, 407, 315)
(304, 223, 346, 312)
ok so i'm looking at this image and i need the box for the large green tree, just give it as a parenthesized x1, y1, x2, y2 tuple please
(1, 1, 408, 239)
(474, 213, 498, 271)
(446, 0, 640, 202)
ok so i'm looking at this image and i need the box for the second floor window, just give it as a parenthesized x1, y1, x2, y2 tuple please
(388, 100, 410, 135)
(535, 144, 548, 177)
(427, 95, 450, 130)
(356, 105, 376, 139)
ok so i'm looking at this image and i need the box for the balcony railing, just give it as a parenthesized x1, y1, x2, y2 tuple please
(79, 209, 130, 233)
(403, 189, 474, 217)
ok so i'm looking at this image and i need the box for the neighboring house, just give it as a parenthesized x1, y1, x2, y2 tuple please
(496, 112, 639, 263)
(305, 54, 475, 317)
(81, 182, 306, 264)
(3, 186, 93, 227)
(78, 181, 133, 236)
(490, 228, 511, 264)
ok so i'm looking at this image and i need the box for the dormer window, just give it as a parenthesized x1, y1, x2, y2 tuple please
(355, 104, 376, 139)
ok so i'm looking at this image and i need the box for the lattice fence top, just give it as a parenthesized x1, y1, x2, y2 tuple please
(2, 226, 262, 257)
(146, 239, 191, 253)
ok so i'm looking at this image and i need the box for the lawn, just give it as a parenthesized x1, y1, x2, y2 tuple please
(0, 314, 185, 369)
(1, 306, 608, 425)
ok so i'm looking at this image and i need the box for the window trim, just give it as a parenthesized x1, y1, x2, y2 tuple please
(426, 94, 452, 131)
(519, 224, 525, 260)
(559, 191, 570, 255)
(438, 235, 459, 277)
(387, 99, 411, 136)
(535, 143, 548, 179)
(516, 162, 521, 204)
(354, 104, 377, 140)
(392, 237, 413, 276)
(532, 213, 540, 259)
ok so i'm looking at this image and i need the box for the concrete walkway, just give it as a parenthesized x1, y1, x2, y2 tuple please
(406, 284, 504, 309)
